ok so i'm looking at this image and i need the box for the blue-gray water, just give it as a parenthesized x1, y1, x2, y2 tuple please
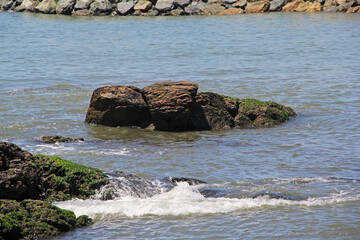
(1, 11, 360, 239)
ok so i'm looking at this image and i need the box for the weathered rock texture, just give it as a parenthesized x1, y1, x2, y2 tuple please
(1, 0, 359, 15)
(85, 81, 297, 131)
(0, 142, 107, 240)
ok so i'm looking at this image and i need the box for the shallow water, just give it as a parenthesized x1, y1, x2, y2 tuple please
(1, 11, 360, 239)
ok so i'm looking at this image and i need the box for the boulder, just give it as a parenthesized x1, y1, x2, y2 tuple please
(282, 0, 303, 11)
(232, 0, 247, 8)
(90, 0, 113, 14)
(203, 3, 225, 14)
(218, 7, 245, 14)
(245, 1, 270, 13)
(73, 0, 92, 10)
(15, 0, 38, 11)
(85, 85, 152, 128)
(117, 0, 136, 14)
(170, 7, 184, 15)
(0, 199, 92, 240)
(154, 0, 174, 12)
(294, 1, 311, 11)
(174, 0, 190, 8)
(234, 98, 297, 128)
(0, 142, 108, 202)
(72, 8, 92, 14)
(269, 0, 290, 11)
(1, 0, 16, 10)
(147, 8, 159, 15)
(42, 135, 85, 144)
(346, 5, 360, 12)
(134, 0, 152, 11)
(189, 92, 234, 131)
(184, 1, 206, 14)
(35, 0, 57, 13)
(305, 1, 322, 11)
(337, 0, 355, 11)
(223, 0, 237, 3)
(56, 0, 75, 14)
(323, 0, 336, 6)
(142, 81, 198, 131)
(323, 5, 338, 11)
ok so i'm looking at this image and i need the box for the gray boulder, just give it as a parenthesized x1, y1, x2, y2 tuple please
(174, 0, 189, 8)
(74, 0, 92, 10)
(323, 5, 338, 11)
(56, 0, 75, 14)
(147, 9, 159, 15)
(117, 0, 136, 14)
(170, 7, 183, 15)
(1, 0, 16, 10)
(232, 0, 247, 8)
(337, 0, 355, 11)
(90, 0, 113, 14)
(15, 0, 38, 11)
(223, 0, 237, 4)
(269, 0, 289, 11)
(184, 1, 205, 14)
(154, 0, 174, 12)
(35, 0, 57, 13)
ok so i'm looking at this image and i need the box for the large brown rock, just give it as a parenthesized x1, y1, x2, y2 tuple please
(245, 1, 270, 13)
(85, 85, 152, 128)
(282, 0, 303, 11)
(305, 2, 322, 11)
(218, 7, 245, 15)
(189, 92, 234, 131)
(346, 5, 360, 12)
(142, 81, 198, 131)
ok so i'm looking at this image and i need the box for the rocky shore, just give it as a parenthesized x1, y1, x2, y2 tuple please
(1, 0, 359, 16)
(0, 141, 108, 239)
(85, 81, 297, 131)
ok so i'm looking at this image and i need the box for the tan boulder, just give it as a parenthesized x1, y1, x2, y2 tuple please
(203, 3, 225, 15)
(294, 1, 311, 11)
(218, 7, 245, 15)
(245, 1, 269, 13)
(35, 0, 57, 13)
(282, 0, 303, 11)
(305, 2, 322, 12)
(134, 0, 152, 11)
(346, 5, 360, 12)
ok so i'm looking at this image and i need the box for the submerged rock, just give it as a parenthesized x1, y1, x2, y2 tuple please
(42, 135, 85, 144)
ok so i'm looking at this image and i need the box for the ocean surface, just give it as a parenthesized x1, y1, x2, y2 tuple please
(1, 11, 360, 239)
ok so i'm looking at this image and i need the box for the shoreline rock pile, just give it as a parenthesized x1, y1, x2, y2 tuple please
(0, 141, 108, 239)
(85, 81, 297, 131)
(1, 0, 359, 15)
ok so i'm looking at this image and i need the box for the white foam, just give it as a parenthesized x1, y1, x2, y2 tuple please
(54, 182, 359, 220)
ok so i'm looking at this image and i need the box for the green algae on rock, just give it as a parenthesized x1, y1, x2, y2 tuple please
(86, 81, 297, 131)
(0, 142, 109, 239)
(0, 199, 91, 240)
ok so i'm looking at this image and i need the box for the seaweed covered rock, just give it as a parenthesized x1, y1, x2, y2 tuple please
(42, 135, 85, 144)
(0, 142, 108, 202)
(0, 199, 91, 240)
(85, 81, 296, 131)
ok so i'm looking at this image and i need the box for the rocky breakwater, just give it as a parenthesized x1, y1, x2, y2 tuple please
(1, 0, 359, 15)
(85, 81, 297, 131)
(0, 142, 109, 239)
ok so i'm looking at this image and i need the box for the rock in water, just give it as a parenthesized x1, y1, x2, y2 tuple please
(189, 92, 234, 131)
(142, 81, 198, 131)
(85, 85, 152, 128)
(56, 0, 75, 14)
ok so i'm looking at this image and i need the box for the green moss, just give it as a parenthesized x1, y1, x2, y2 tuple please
(0, 199, 91, 240)
(33, 154, 108, 202)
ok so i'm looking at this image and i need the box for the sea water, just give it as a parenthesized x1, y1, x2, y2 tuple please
(0, 11, 359, 239)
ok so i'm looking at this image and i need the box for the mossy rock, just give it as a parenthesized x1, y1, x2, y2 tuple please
(222, 96, 297, 128)
(0, 199, 91, 240)
(33, 154, 109, 202)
